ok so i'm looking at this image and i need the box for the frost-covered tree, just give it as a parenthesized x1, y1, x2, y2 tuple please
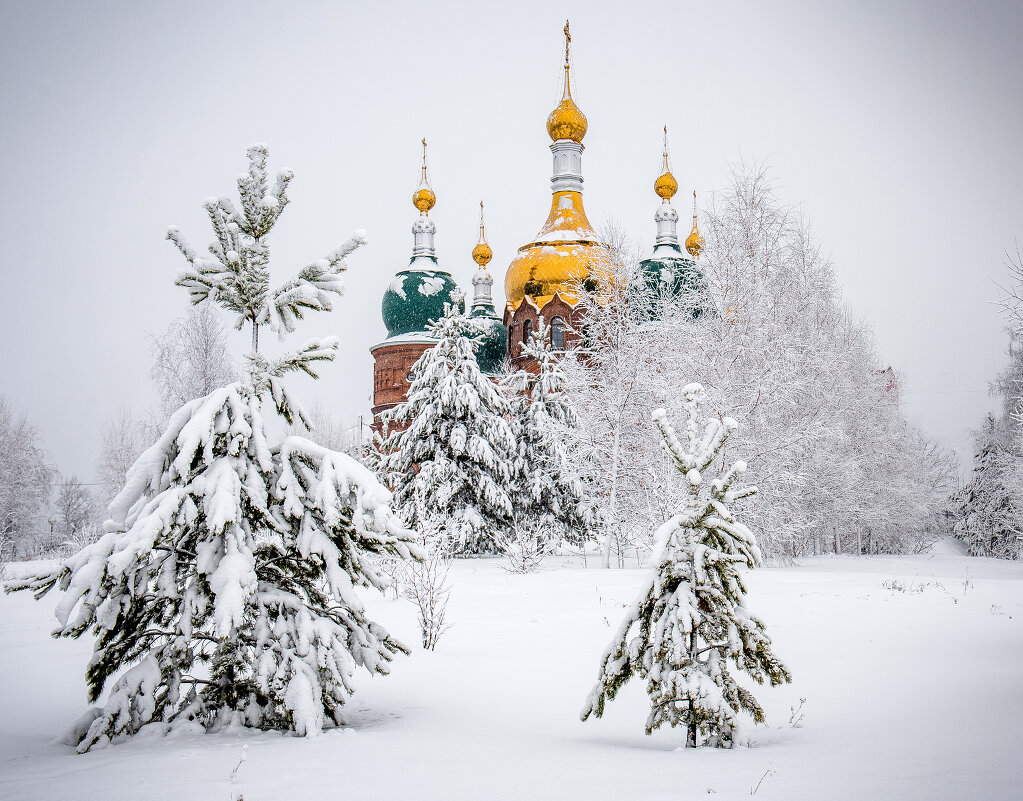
(52, 474, 98, 551)
(0, 395, 55, 558)
(950, 415, 1023, 559)
(564, 164, 954, 562)
(581, 385, 791, 748)
(562, 226, 654, 568)
(149, 303, 239, 422)
(505, 317, 596, 551)
(381, 299, 516, 555)
(7, 144, 420, 751)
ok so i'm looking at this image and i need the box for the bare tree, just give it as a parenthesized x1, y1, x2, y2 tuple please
(0, 395, 55, 558)
(52, 474, 98, 552)
(563, 163, 955, 562)
(149, 303, 238, 421)
(95, 409, 154, 513)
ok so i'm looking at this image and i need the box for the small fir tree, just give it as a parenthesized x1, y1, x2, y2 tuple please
(581, 383, 791, 748)
(505, 317, 597, 552)
(7, 144, 420, 751)
(382, 298, 517, 555)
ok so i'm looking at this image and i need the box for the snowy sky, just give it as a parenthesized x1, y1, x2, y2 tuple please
(1, 0, 1021, 483)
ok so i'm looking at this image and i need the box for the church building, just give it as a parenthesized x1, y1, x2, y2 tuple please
(370, 23, 704, 421)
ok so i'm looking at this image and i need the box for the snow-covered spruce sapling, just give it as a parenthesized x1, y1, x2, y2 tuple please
(381, 297, 517, 555)
(504, 317, 597, 556)
(7, 144, 421, 751)
(580, 384, 791, 748)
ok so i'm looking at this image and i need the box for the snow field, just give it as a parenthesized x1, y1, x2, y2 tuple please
(1, 551, 1021, 801)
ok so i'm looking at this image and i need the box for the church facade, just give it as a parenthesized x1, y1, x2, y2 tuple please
(370, 23, 704, 421)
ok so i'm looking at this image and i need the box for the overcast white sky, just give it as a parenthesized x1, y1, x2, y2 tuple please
(1, 0, 1021, 483)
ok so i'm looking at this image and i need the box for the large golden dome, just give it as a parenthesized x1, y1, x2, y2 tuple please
(505, 190, 603, 308)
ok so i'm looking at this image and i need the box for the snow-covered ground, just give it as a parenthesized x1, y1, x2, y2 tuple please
(2, 547, 1021, 801)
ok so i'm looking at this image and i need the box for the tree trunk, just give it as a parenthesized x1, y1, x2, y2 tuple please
(686, 629, 698, 747)
(602, 425, 622, 569)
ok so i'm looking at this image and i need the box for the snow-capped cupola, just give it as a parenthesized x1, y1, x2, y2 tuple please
(380, 139, 463, 339)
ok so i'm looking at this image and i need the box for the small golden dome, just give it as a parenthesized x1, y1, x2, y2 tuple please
(655, 171, 678, 200)
(412, 137, 436, 213)
(547, 90, 588, 143)
(473, 202, 492, 267)
(685, 227, 704, 258)
(413, 187, 436, 213)
(547, 21, 587, 143)
(472, 241, 493, 266)
(686, 192, 704, 258)
(654, 126, 677, 200)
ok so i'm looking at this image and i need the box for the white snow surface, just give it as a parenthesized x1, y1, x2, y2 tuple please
(2, 549, 1022, 800)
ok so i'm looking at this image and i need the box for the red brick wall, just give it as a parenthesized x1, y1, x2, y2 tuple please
(503, 293, 584, 373)
(371, 341, 434, 427)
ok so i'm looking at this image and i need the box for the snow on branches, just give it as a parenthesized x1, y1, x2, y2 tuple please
(168, 142, 367, 352)
(381, 299, 517, 556)
(10, 385, 419, 750)
(581, 384, 790, 748)
(504, 317, 597, 555)
(6, 144, 419, 751)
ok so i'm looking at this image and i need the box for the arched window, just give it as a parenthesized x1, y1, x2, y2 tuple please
(550, 316, 565, 350)
(522, 318, 532, 345)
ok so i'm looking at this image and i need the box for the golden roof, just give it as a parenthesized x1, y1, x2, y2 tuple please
(412, 138, 436, 213)
(546, 21, 587, 143)
(505, 189, 603, 309)
(654, 126, 678, 200)
(685, 190, 704, 258)
(472, 201, 493, 267)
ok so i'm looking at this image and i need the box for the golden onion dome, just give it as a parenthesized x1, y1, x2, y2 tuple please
(412, 137, 436, 213)
(655, 170, 678, 200)
(547, 88, 588, 143)
(472, 201, 493, 267)
(685, 227, 704, 258)
(686, 191, 704, 258)
(413, 187, 436, 213)
(472, 241, 493, 267)
(547, 21, 587, 143)
(655, 126, 678, 200)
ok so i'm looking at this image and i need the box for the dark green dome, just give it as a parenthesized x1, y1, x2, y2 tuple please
(469, 309, 507, 374)
(382, 266, 463, 337)
(636, 243, 710, 321)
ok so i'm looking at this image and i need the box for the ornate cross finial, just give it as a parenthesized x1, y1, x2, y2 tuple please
(563, 20, 571, 67)
(420, 138, 428, 180)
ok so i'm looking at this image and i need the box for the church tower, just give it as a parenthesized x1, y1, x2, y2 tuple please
(503, 21, 605, 370)
(469, 202, 508, 373)
(371, 140, 462, 421)
(637, 127, 709, 318)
